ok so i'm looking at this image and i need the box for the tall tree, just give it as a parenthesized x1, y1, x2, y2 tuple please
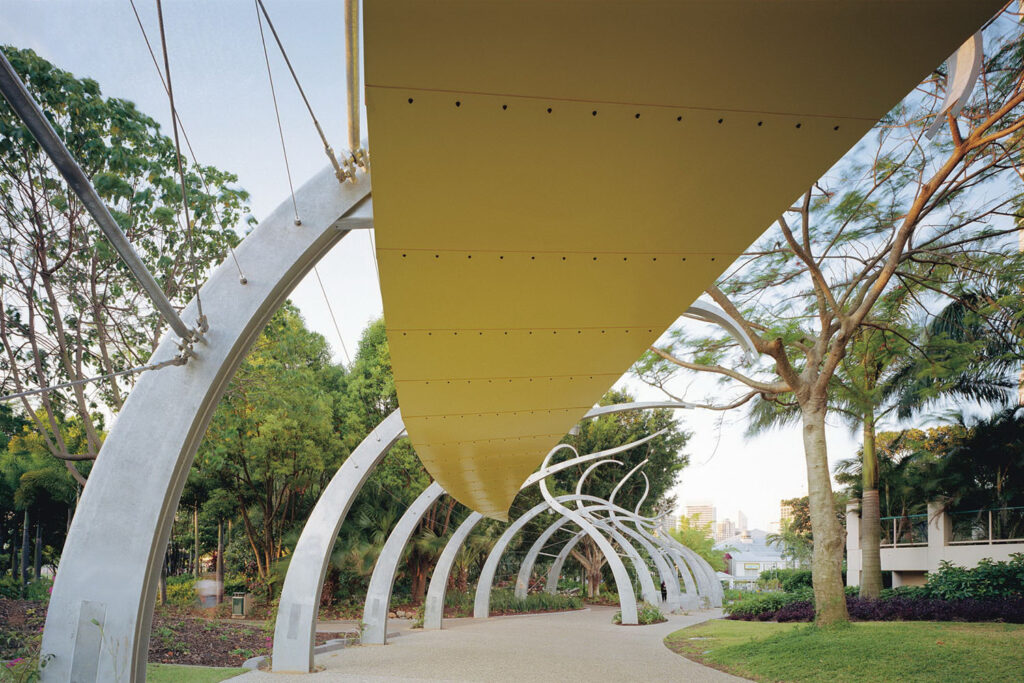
(195, 304, 339, 581)
(635, 15, 1024, 623)
(0, 46, 248, 483)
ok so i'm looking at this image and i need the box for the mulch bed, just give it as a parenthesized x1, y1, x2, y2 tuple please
(0, 599, 339, 668)
(0, 599, 45, 661)
(148, 610, 273, 667)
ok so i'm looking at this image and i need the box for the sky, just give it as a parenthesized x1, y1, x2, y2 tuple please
(0, 0, 876, 531)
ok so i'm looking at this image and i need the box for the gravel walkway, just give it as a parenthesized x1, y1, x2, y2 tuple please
(237, 606, 745, 681)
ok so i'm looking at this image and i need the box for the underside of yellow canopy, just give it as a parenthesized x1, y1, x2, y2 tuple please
(364, 0, 1002, 519)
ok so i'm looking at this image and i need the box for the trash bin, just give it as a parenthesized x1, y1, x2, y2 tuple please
(231, 592, 246, 619)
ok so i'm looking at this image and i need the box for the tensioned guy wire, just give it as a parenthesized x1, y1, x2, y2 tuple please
(368, 230, 381, 284)
(314, 267, 351, 365)
(155, 0, 204, 323)
(128, 0, 247, 285)
(251, 0, 354, 365)
(254, 0, 350, 182)
(0, 355, 186, 404)
(254, 0, 300, 225)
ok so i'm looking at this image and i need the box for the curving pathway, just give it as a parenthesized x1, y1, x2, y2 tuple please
(238, 607, 744, 682)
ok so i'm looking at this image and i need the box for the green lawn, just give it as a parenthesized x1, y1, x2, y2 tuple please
(664, 620, 1024, 683)
(146, 663, 247, 682)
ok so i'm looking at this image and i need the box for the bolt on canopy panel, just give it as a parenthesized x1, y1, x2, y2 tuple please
(364, 0, 1001, 519)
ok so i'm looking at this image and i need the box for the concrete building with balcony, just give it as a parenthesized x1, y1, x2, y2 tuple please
(846, 501, 1024, 587)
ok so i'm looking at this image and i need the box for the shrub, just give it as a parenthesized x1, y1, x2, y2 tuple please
(759, 568, 813, 592)
(613, 601, 666, 625)
(0, 577, 20, 599)
(725, 589, 813, 619)
(925, 554, 1024, 601)
(165, 580, 197, 606)
(23, 579, 52, 602)
(727, 591, 1024, 623)
(444, 590, 473, 615)
(487, 588, 582, 615)
(410, 604, 425, 629)
(223, 573, 249, 595)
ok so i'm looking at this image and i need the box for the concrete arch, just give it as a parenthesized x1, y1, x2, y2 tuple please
(536, 447, 644, 624)
(40, 165, 371, 683)
(552, 505, 679, 610)
(272, 409, 405, 672)
(362, 481, 447, 645)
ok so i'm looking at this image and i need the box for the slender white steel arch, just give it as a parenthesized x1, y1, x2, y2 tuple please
(566, 459, 660, 605)
(516, 505, 683, 610)
(422, 398, 730, 631)
(560, 494, 699, 610)
(422, 511, 484, 630)
(472, 495, 639, 623)
(40, 165, 371, 683)
(601, 516, 688, 611)
(272, 409, 406, 672)
(362, 481, 447, 645)
(545, 530, 586, 594)
(342, 416, 670, 638)
(513, 515, 576, 600)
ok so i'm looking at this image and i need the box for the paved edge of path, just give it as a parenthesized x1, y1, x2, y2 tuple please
(234, 606, 748, 682)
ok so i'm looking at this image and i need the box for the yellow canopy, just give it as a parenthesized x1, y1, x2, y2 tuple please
(364, 0, 1001, 519)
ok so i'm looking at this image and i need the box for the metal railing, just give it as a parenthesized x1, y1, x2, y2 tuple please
(949, 507, 1024, 545)
(880, 513, 928, 547)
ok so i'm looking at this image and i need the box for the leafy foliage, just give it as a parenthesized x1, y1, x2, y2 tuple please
(728, 555, 1024, 622)
(759, 568, 812, 592)
(613, 601, 666, 625)
(0, 46, 249, 478)
(670, 516, 726, 571)
(925, 554, 1024, 601)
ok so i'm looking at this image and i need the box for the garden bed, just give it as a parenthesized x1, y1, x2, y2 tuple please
(0, 599, 336, 669)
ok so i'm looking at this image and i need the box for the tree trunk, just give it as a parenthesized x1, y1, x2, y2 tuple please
(160, 551, 168, 606)
(193, 506, 200, 577)
(20, 511, 30, 586)
(410, 560, 429, 604)
(859, 409, 882, 599)
(33, 523, 42, 579)
(216, 519, 224, 604)
(801, 405, 849, 625)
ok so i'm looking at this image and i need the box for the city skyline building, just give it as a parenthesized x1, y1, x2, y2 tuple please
(685, 503, 716, 530)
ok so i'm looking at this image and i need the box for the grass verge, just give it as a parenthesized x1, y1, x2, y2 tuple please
(664, 619, 1024, 683)
(145, 663, 247, 682)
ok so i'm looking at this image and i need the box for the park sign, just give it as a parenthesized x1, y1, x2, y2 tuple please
(364, 0, 1004, 519)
